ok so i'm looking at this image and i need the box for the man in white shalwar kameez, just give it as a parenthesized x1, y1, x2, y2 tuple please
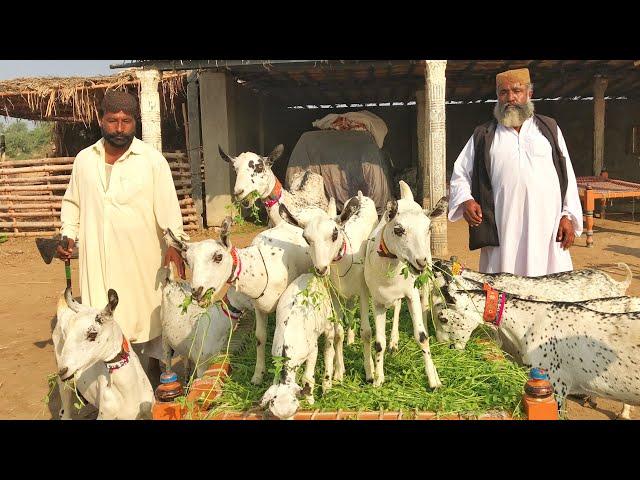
(58, 91, 188, 378)
(448, 68, 583, 276)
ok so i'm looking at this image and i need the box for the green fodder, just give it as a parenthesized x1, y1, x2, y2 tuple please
(208, 302, 528, 418)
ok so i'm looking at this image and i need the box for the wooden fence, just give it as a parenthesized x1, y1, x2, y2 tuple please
(0, 152, 200, 237)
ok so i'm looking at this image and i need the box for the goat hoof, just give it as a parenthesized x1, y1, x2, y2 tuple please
(333, 371, 344, 381)
(373, 377, 384, 388)
(305, 395, 315, 405)
(388, 343, 398, 352)
(250, 374, 264, 385)
(322, 381, 332, 393)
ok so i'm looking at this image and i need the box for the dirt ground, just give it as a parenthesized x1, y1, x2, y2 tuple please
(1, 214, 638, 420)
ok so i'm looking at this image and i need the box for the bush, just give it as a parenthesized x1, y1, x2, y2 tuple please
(0, 120, 54, 160)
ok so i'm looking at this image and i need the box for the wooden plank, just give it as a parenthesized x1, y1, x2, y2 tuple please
(186, 72, 204, 228)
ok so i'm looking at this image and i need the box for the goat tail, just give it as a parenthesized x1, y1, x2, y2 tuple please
(615, 262, 633, 292)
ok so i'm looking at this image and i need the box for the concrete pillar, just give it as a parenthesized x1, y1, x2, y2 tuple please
(199, 71, 236, 227)
(135, 69, 163, 152)
(424, 60, 448, 257)
(593, 75, 608, 176)
(186, 71, 204, 228)
(416, 90, 429, 208)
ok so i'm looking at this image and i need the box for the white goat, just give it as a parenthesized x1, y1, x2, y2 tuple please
(279, 192, 401, 382)
(435, 276, 640, 413)
(161, 279, 252, 379)
(433, 258, 633, 300)
(432, 271, 638, 419)
(260, 273, 343, 419)
(167, 217, 312, 385)
(218, 144, 328, 225)
(363, 180, 447, 388)
(53, 288, 154, 420)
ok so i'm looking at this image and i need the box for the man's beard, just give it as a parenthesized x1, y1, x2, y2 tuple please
(102, 128, 135, 148)
(493, 100, 535, 127)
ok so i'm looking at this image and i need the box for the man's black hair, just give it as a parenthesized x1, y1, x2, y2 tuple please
(99, 90, 139, 118)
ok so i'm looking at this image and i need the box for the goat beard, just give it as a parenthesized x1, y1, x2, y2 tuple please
(493, 99, 535, 127)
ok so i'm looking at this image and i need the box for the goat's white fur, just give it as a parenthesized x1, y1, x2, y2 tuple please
(261, 273, 343, 419)
(363, 181, 447, 389)
(53, 289, 154, 420)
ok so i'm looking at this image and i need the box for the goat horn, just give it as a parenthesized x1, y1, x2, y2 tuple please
(64, 287, 82, 313)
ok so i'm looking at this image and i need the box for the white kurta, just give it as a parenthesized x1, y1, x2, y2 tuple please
(61, 138, 188, 343)
(448, 117, 583, 276)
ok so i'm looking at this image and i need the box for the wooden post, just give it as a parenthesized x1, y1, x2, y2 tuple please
(424, 60, 448, 257)
(592, 75, 608, 176)
(585, 185, 595, 247)
(136, 69, 163, 152)
(186, 71, 204, 228)
(416, 89, 429, 209)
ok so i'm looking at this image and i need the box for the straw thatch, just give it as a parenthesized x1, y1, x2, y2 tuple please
(0, 69, 187, 125)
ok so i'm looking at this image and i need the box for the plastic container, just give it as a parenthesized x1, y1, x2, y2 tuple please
(523, 368, 559, 420)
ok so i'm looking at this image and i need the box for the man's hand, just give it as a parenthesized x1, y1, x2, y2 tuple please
(556, 216, 575, 250)
(462, 199, 483, 227)
(56, 238, 75, 261)
(164, 245, 186, 279)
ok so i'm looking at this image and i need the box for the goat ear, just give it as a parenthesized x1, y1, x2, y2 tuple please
(426, 196, 448, 218)
(265, 144, 284, 166)
(64, 287, 82, 313)
(218, 145, 234, 164)
(327, 197, 337, 219)
(386, 200, 398, 221)
(165, 228, 188, 253)
(398, 181, 414, 202)
(278, 203, 304, 229)
(338, 195, 360, 225)
(104, 289, 119, 316)
(220, 216, 234, 250)
(300, 383, 312, 397)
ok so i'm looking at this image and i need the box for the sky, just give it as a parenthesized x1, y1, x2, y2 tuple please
(0, 60, 123, 81)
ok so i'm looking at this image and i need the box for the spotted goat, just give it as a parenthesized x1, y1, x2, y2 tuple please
(260, 273, 344, 419)
(53, 288, 154, 420)
(363, 180, 447, 389)
(280, 191, 402, 382)
(435, 274, 640, 413)
(219, 144, 328, 225)
(167, 215, 312, 386)
(161, 276, 252, 378)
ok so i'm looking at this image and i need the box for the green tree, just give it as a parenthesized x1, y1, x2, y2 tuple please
(0, 120, 54, 160)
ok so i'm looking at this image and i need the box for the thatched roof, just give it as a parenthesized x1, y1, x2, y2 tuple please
(0, 69, 187, 124)
(114, 60, 640, 105)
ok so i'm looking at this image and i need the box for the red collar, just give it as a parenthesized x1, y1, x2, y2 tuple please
(377, 234, 397, 259)
(333, 239, 347, 262)
(263, 178, 283, 208)
(482, 283, 506, 327)
(105, 336, 130, 374)
(227, 247, 242, 284)
(221, 293, 243, 323)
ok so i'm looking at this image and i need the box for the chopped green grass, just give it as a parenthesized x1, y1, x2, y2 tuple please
(208, 302, 528, 418)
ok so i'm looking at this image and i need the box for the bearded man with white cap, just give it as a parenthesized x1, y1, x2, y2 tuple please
(448, 68, 583, 276)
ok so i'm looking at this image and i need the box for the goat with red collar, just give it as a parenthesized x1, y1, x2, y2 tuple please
(435, 274, 640, 413)
(279, 191, 402, 383)
(363, 181, 447, 389)
(219, 144, 328, 226)
(54, 288, 154, 419)
(167, 216, 313, 386)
